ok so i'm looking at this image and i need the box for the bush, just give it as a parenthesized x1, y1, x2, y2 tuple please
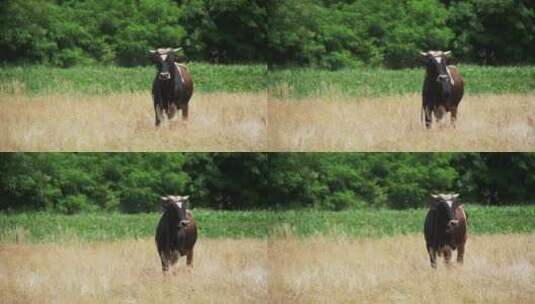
(57, 194, 92, 214)
(0, 153, 533, 213)
(448, 0, 535, 64)
(119, 188, 158, 213)
(322, 191, 361, 211)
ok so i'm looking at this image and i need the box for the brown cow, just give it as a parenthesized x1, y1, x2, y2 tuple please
(150, 48, 194, 126)
(155, 195, 197, 274)
(424, 193, 468, 268)
(420, 50, 464, 128)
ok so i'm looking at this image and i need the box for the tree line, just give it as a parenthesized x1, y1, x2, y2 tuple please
(0, 153, 532, 214)
(1, 0, 533, 68)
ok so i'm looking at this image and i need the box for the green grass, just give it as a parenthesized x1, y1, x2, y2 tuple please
(1, 64, 534, 98)
(1, 206, 533, 243)
(0, 63, 267, 96)
(268, 65, 535, 98)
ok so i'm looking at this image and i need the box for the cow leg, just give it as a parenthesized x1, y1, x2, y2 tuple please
(159, 252, 170, 273)
(424, 106, 433, 129)
(443, 247, 452, 266)
(168, 103, 177, 120)
(428, 247, 437, 268)
(457, 243, 465, 265)
(170, 252, 179, 275)
(154, 104, 164, 127)
(186, 249, 194, 272)
(434, 106, 446, 126)
(181, 103, 189, 121)
(450, 106, 458, 128)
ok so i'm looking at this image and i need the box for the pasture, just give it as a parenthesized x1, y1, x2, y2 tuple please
(1, 207, 533, 303)
(2, 206, 534, 243)
(268, 93, 535, 151)
(1, 65, 534, 151)
(0, 92, 267, 151)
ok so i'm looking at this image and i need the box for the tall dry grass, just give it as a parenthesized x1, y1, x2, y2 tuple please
(268, 94, 535, 151)
(0, 92, 267, 151)
(1, 93, 533, 151)
(0, 238, 268, 304)
(267, 233, 535, 303)
(1, 234, 533, 303)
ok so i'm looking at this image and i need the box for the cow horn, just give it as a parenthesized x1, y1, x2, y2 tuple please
(182, 195, 190, 200)
(149, 49, 157, 54)
(172, 48, 182, 53)
(420, 51, 428, 57)
(444, 50, 452, 57)
(431, 194, 439, 198)
(452, 193, 459, 198)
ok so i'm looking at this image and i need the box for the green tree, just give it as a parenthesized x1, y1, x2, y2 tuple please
(448, 0, 535, 64)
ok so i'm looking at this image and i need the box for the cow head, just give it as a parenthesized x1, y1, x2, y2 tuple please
(420, 50, 454, 98)
(160, 195, 190, 228)
(429, 193, 460, 233)
(149, 48, 182, 80)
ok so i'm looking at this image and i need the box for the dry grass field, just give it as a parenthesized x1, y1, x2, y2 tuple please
(267, 233, 535, 303)
(268, 94, 535, 151)
(1, 92, 533, 151)
(1, 234, 533, 304)
(0, 92, 268, 151)
(0, 238, 268, 304)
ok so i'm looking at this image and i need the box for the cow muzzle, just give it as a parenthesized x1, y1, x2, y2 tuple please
(178, 220, 190, 227)
(159, 72, 171, 80)
(447, 219, 459, 230)
(436, 74, 450, 83)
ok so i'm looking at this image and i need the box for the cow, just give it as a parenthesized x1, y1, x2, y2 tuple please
(155, 195, 197, 274)
(420, 50, 464, 128)
(424, 193, 468, 268)
(149, 48, 194, 126)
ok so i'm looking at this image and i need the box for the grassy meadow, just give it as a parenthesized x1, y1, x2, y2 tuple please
(268, 233, 534, 303)
(266, 65, 535, 151)
(268, 65, 535, 99)
(1, 207, 534, 303)
(268, 93, 535, 151)
(2, 206, 533, 243)
(1, 238, 269, 304)
(0, 63, 267, 95)
(1, 64, 534, 151)
(0, 92, 267, 151)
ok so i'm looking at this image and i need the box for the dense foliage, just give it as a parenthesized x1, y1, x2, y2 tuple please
(1, 0, 533, 68)
(0, 153, 533, 213)
(1, 206, 533, 243)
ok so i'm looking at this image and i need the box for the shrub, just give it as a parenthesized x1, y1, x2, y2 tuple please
(57, 194, 91, 214)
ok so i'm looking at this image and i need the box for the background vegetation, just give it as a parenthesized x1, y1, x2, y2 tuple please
(1, 206, 533, 242)
(1, 0, 533, 68)
(1, 64, 534, 97)
(268, 65, 535, 98)
(0, 63, 267, 95)
(1, 153, 533, 213)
